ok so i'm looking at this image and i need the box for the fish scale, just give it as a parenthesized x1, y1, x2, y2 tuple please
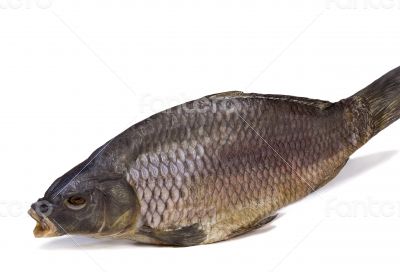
(122, 93, 368, 243)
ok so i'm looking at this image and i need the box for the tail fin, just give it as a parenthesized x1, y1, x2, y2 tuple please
(353, 66, 400, 136)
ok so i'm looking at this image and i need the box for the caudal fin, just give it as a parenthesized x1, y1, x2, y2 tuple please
(353, 66, 400, 136)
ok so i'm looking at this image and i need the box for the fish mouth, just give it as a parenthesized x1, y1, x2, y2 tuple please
(28, 208, 60, 238)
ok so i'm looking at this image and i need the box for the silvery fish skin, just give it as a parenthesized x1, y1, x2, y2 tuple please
(29, 66, 400, 246)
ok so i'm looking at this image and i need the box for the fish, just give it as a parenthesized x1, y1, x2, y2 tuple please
(29, 66, 400, 246)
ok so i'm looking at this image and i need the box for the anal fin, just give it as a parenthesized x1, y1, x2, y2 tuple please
(228, 214, 279, 239)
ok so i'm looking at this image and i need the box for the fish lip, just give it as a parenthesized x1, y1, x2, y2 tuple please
(28, 208, 60, 238)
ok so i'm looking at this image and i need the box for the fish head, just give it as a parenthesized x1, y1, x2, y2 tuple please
(29, 161, 139, 238)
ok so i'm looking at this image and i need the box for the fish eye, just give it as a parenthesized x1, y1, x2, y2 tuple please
(65, 195, 87, 210)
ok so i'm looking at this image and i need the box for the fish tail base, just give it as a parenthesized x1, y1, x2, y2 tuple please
(353, 66, 400, 136)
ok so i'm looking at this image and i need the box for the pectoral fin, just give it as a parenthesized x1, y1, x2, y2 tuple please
(137, 223, 206, 247)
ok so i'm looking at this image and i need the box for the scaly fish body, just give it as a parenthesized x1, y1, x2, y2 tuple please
(123, 93, 370, 244)
(29, 66, 400, 246)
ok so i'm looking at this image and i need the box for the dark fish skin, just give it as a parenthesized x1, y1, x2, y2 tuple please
(29, 66, 400, 246)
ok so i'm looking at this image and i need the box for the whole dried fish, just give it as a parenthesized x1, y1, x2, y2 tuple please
(29, 66, 400, 246)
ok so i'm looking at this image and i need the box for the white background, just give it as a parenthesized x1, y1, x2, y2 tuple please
(1, 0, 400, 271)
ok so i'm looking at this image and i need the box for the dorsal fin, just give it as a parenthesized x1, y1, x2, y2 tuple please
(205, 91, 244, 99)
(205, 91, 333, 110)
(249, 94, 333, 110)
